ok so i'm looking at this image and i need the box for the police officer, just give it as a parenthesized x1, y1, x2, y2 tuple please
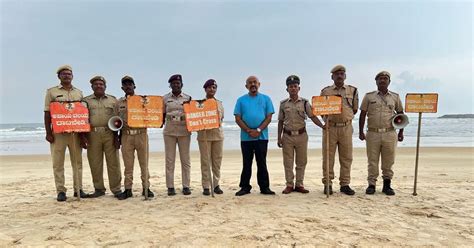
(115, 75, 154, 200)
(359, 71, 404, 195)
(83, 76, 122, 198)
(197, 79, 224, 196)
(277, 75, 325, 194)
(320, 65, 359, 195)
(163, 74, 192, 196)
(44, 65, 88, 201)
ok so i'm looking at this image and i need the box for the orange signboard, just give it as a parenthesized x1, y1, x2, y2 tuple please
(127, 95, 164, 128)
(312, 96, 343, 115)
(405, 93, 438, 113)
(183, 99, 220, 132)
(50, 102, 90, 133)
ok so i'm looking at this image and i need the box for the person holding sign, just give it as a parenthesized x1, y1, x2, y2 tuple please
(44, 65, 88, 201)
(277, 75, 325, 194)
(115, 76, 154, 200)
(163, 74, 193, 196)
(196, 79, 224, 196)
(359, 71, 404, 196)
(82, 76, 123, 198)
(320, 65, 359, 195)
(234, 76, 275, 196)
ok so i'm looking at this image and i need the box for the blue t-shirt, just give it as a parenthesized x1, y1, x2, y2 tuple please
(233, 93, 274, 141)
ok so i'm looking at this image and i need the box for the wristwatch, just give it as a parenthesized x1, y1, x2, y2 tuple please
(256, 128, 262, 133)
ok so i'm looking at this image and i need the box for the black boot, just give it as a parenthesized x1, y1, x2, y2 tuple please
(382, 179, 395, 196)
(340, 185, 355, 195)
(73, 189, 89, 198)
(365, 185, 376, 195)
(117, 189, 133, 200)
(142, 188, 154, 198)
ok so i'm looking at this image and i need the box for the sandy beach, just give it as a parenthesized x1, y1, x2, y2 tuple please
(0, 147, 473, 247)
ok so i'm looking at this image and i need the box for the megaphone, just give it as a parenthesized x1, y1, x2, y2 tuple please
(391, 114, 409, 129)
(108, 116, 123, 131)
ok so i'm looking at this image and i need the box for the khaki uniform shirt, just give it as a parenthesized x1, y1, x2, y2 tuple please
(163, 92, 192, 136)
(83, 94, 117, 128)
(44, 85, 83, 111)
(197, 99, 224, 141)
(320, 84, 358, 123)
(360, 90, 403, 129)
(278, 97, 314, 131)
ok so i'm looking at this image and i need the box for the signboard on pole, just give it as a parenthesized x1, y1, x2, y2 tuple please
(50, 101, 90, 133)
(127, 95, 164, 128)
(405, 93, 438, 113)
(183, 99, 220, 132)
(312, 96, 343, 115)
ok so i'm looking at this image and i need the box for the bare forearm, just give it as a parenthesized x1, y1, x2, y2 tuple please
(258, 115, 273, 130)
(359, 111, 367, 133)
(44, 112, 52, 134)
(235, 116, 250, 132)
(310, 116, 324, 128)
(277, 121, 283, 139)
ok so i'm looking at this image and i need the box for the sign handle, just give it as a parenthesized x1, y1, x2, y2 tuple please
(71, 133, 81, 201)
(413, 112, 422, 196)
(204, 131, 215, 197)
(144, 133, 150, 200)
(325, 116, 330, 198)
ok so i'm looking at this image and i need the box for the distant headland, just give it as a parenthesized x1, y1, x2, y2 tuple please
(439, 114, 474, 119)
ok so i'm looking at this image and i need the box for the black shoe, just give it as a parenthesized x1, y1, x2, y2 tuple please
(382, 179, 395, 196)
(142, 188, 154, 198)
(323, 185, 333, 195)
(214, 185, 223, 194)
(182, 187, 191, 195)
(57, 192, 67, 202)
(260, 188, 276, 195)
(235, 188, 251, 196)
(203, 188, 210, 196)
(340, 185, 355, 195)
(88, 189, 105, 198)
(168, 188, 176, 196)
(117, 189, 133, 200)
(113, 191, 123, 198)
(366, 185, 376, 195)
(73, 189, 89, 198)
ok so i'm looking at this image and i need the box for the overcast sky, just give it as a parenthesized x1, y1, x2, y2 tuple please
(1, 0, 472, 123)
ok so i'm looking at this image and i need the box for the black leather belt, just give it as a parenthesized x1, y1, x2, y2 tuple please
(283, 127, 306, 136)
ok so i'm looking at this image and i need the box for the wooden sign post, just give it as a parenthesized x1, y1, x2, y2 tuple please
(184, 99, 221, 197)
(50, 101, 91, 201)
(312, 96, 342, 198)
(127, 95, 164, 200)
(405, 93, 439, 196)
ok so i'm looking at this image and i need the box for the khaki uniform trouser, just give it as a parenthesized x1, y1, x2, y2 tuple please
(164, 135, 191, 188)
(121, 133, 149, 189)
(198, 140, 223, 189)
(282, 132, 308, 187)
(87, 131, 122, 194)
(50, 133, 83, 193)
(366, 130, 397, 185)
(322, 124, 353, 186)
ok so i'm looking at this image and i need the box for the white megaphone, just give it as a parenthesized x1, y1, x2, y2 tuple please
(391, 113, 409, 129)
(108, 116, 124, 131)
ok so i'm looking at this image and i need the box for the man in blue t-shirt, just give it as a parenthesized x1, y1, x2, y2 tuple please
(233, 75, 275, 196)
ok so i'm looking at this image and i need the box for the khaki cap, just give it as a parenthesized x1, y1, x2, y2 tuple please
(330, 64, 346, 73)
(375, 71, 391, 80)
(89, 75, 106, 84)
(56, 65, 72, 74)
